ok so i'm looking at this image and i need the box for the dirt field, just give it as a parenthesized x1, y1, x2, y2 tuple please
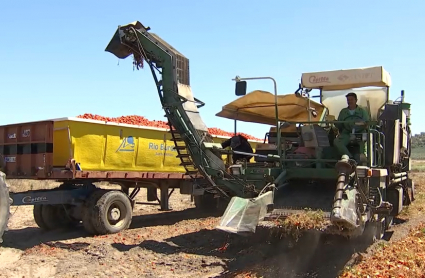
(0, 172, 424, 278)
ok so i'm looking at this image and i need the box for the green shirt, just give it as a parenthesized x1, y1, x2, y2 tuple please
(336, 105, 370, 133)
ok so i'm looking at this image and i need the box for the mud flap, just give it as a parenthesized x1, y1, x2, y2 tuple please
(0, 174, 10, 244)
(216, 191, 274, 235)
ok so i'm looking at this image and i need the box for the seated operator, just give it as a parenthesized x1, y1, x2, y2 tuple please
(333, 92, 370, 164)
(221, 134, 254, 164)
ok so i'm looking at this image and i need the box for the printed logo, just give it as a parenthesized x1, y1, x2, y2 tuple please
(116, 136, 135, 152)
(22, 129, 31, 137)
(308, 75, 330, 84)
(4, 157, 16, 163)
(22, 196, 48, 204)
(338, 74, 349, 81)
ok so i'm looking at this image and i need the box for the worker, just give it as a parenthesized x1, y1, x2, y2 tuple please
(221, 134, 254, 164)
(333, 92, 370, 164)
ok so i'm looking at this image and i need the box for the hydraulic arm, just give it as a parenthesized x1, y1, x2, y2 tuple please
(105, 21, 227, 193)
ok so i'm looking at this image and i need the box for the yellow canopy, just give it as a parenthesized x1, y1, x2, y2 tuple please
(215, 90, 326, 125)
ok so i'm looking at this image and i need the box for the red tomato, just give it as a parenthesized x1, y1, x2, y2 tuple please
(77, 114, 262, 141)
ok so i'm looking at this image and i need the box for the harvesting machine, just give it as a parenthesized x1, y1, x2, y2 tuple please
(103, 21, 415, 239)
(0, 20, 414, 243)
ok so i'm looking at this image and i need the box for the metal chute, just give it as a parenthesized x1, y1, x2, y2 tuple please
(216, 190, 274, 235)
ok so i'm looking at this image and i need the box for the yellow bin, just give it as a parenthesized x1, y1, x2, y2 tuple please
(52, 117, 260, 173)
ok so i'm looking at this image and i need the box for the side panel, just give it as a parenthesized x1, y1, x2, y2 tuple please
(0, 118, 260, 177)
(0, 121, 54, 177)
(54, 120, 259, 172)
(52, 121, 72, 167)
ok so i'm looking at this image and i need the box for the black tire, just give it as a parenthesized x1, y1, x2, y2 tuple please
(55, 205, 80, 228)
(33, 205, 49, 230)
(91, 190, 133, 235)
(41, 205, 64, 230)
(0, 178, 10, 244)
(82, 190, 106, 235)
(34, 204, 80, 231)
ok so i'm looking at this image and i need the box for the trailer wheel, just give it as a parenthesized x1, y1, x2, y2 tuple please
(33, 205, 48, 230)
(56, 205, 80, 228)
(42, 205, 66, 230)
(34, 204, 80, 231)
(82, 190, 106, 235)
(91, 190, 133, 235)
(0, 178, 10, 244)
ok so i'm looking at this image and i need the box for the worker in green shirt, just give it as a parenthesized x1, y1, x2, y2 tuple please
(333, 92, 370, 164)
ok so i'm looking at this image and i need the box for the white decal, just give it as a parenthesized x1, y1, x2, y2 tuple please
(4, 157, 15, 163)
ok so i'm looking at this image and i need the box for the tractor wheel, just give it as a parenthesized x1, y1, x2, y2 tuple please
(0, 178, 10, 244)
(81, 189, 106, 235)
(91, 190, 133, 235)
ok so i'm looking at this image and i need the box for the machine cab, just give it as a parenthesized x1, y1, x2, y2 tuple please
(301, 66, 394, 165)
(216, 66, 403, 168)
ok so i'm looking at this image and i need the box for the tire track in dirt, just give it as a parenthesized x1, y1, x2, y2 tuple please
(225, 172, 425, 278)
(0, 172, 424, 278)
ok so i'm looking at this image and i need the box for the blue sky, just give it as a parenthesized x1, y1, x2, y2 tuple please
(1, 1, 424, 138)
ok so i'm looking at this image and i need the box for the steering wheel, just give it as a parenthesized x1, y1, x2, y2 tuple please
(343, 114, 367, 133)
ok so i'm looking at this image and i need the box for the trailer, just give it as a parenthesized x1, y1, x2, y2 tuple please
(0, 116, 261, 238)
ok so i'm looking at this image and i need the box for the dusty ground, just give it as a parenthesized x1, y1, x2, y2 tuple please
(0, 171, 424, 278)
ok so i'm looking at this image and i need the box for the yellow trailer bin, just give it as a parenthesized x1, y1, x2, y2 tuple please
(52, 117, 261, 173)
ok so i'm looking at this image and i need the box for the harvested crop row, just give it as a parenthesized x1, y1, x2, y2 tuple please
(259, 209, 349, 242)
(340, 223, 425, 278)
(77, 113, 263, 141)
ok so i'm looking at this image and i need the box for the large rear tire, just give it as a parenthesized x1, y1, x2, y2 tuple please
(91, 190, 133, 235)
(0, 178, 10, 244)
(81, 189, 107, 235)
(33, 205, 48, 230)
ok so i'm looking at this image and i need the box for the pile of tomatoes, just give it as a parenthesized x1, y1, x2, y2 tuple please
(77, 113, 262, 141)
